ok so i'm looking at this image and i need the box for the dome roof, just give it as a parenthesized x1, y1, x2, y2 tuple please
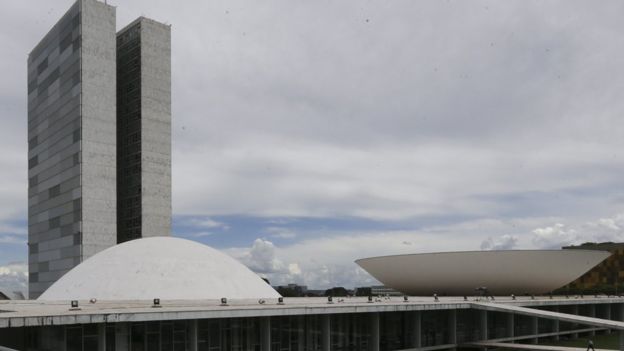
(38, 237, 280, 301)
(356, 249, 611, 296)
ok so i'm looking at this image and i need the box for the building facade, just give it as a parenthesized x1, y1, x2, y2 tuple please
(27, 0, 117, 299)
(27, 0, 171, 298)
(116, 17, 172, 243)
(0, 296, 623, 351)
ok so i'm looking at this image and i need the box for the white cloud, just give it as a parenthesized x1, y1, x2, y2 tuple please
(239, 238, 286, 274)
(531, 223, 578, 249)
(0, 262, 27, 295)
(185, 218, 230, 230)
(0, 0, 624, 286)
(228, 213, 624, 288)
(0, 235, 26, 245)
(265, 227, 297, 239)
(480, 234, 518, 250)
(530, 213, 624, 249)
(191, 231, 213, 238)
(228, 226, 495, 288)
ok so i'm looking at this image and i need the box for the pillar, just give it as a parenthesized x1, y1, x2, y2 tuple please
(115, 323, 129, 351)
(98, 324, 106, 351)
(448, 310, 457, 347)
(507, 313, 514, 342)
(571, 305, 579, 339)
(589, 305, 596, 337)
(261, 317, 271, 351)
(370, 313, 380, 351)
(480, 310, 488, 341)
(553, 306, 560, 341)
(619, 330, 624, 351)
(412, 311, 422, 348)
(298, 316, 305, 350)
(553, 319, 560, 341)
(606, 304, 612, 335)
(530, 316, 538, 344)
(322, 315, 331, 351)
(189, 320, 198, 351)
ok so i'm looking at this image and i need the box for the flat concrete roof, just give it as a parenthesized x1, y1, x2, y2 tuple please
(465, 342, 613, 351)
(1, 295, 622, 329)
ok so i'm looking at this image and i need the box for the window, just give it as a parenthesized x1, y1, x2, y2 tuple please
(29, 176, 38, 188)
(73, 232, 81, 245)
(28, 136, 38, 150)
(73, 198, 81, 211)
(49, 216, 60, 229)
(37, 57, 48, 75)
(60, 33, 72, 52)
(28, 155, 38, 169)
(49, 184, 61, 198)
(72, 129, 80, 143)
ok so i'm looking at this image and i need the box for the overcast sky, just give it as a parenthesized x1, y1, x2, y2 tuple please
(1, 0, 624, 293)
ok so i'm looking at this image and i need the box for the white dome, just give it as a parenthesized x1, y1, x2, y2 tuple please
(38, 237, 280, 300)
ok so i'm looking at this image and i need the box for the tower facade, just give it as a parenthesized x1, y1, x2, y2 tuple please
(27, 0, 117, 299)
(27, 0, 171, 298)
(117, 18, 172, 243)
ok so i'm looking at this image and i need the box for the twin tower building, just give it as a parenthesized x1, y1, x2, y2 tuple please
(27, 0, 171, 298)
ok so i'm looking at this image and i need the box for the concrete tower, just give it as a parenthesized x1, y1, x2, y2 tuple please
(27, 0, 117, 298)
(116, 17, 172, 243)
(28, 0, 172, 298)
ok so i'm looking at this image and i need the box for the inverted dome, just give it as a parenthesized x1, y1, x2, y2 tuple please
(356, 249, 611, 296)
(39, 237, 280, 300)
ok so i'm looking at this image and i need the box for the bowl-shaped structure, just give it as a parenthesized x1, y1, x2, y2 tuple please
(355, 250, 610, 296)
(39, 237, 280, 301)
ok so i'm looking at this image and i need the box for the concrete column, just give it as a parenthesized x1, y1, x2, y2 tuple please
(619, 330, 624, 351)
(507, 313, 514, 341)
(606, 304, 612, 335)
(261, 317, 271, 351)
(589, 305, 596, 337)
(480, 310, 488, 341)
(370, 313, 380, 351)
(189, 320, 198, 351)
(571, 305, 579, 339)
(448, 310, 457, 347)
(552, 306, 560, 341)
(298, 316, 305, 350)
(322, 314, 331, 351)
(530, 316, 538, 344)
(412, 311, 422, 348)
(115, 323, 129, 351)
(98, 324, 106, 351)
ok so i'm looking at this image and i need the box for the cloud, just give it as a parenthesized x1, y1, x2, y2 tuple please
(0, 235, 26, 245)
(532, 223, 578, 249)
(1, 1, 624, 290)
(185, 218, 230, 230)
(531, 213, 624, 249)
(265, 227, 297, 239)
(192, 232, 213, 238)
(480, 234, 518, 250)
(0, 262, 27, 295)
(239, 238, 286, 275)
